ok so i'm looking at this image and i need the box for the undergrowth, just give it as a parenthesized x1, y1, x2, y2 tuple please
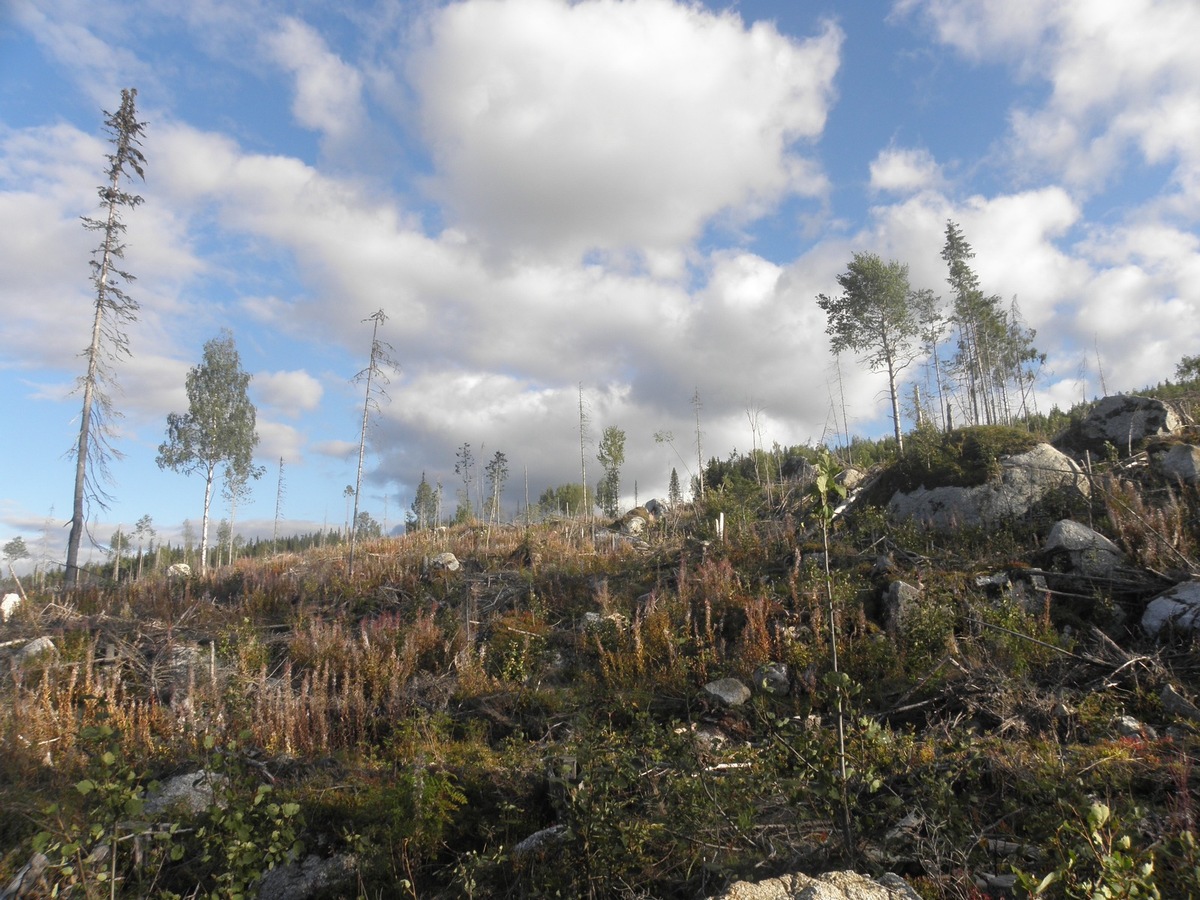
(1, 478, 1198, 898)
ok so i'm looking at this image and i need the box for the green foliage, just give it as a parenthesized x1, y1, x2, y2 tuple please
(596, 426, 626, 517)
(33, 721, 181, 898)
(1019, 802, 1161, 899)
(1174, 354, 1200, 385)
(192, 734, 304, 900)
(867, 424, 1042, 501)
(156, 330, 259, 573)
(408, 472, 438, 530)
(355, 510, 382, 540)
(538, 482, 587, 517)
(817, 252, 920, 448)
(3, 535, 29, 562)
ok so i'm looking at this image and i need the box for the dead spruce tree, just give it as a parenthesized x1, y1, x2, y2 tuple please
(65, 88, 147, 587)
(349, 309, 397, 576)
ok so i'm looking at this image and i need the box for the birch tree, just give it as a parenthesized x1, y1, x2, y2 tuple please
(156, 331, 259, 575)
(65, 89, 147, 587)
(816, 253, 919, 454)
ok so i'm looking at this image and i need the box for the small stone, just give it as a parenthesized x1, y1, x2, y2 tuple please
(752, 662, 789, 696)
(427, 551, 460, 572)
(1114, 715, 1157, 740)
(704, 677, 751, 707)
(16, 637, 56, 664)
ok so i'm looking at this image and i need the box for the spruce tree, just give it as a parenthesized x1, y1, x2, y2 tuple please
(65, 89, 147, 587)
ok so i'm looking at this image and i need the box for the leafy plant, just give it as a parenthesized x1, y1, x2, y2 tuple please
(33, 721, 180, 899)
(190, 734, 304, 900)
(1019, 801, 1161, 899)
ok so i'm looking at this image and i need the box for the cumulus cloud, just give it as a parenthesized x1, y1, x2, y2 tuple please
(899, 0, 1200, 199)
(869, 146, 945, 195)
(410, 0, 842, 265)
(254, 369, 324, 415)
(264, 17, 367, 150)
(256, 420, 306, 464)
(312, 439, 358, 460)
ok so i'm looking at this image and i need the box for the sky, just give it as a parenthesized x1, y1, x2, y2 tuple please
(2, 0, 1198, 570)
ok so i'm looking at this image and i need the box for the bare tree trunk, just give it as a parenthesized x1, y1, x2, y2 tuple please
(693, 388, 704, 500)
(66, 300, 106, 587)
(578, 384, 590, 520)
(200, 464, 215, 575)
(885, 350, 905, 456)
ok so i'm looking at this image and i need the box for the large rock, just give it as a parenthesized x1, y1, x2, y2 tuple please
(616, 507, 653, 535)
(256, 853, 356, 900)
(752, 662, 790, 696)
(1042, 520, 1125, 577)
(1154, 443, 1200, 484)
(1142, 581, 1200, 638)
(884, 581, 921, 634)
(887, 443, 1088, 530)
(1068, 395, 1181, 456)
(644, 498, 669, 519)
(708, 870, 920, 900)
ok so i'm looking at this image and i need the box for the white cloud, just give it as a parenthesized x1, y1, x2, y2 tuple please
(8, 0, 156, 108)
(869, 146, 944, 195)
(901, 0, 1200, 198)
(254, 369, 324, 415)
(411, 0, 842, 263)
(312, 439, 357, 459)
(255, 420, 306, 464)
(264, 17, 367, 148)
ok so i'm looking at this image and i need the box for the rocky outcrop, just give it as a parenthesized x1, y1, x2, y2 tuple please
(615, 506, 654, 535)
(884, 581, 921, 634)
(1, 592, 20, 623)
(753, 662, 789, 696)
(1061, 395, 1182, 457)
(887, 443, 1088, 529)
(144, 770, 225, 816)
(708, 870, 920, 900)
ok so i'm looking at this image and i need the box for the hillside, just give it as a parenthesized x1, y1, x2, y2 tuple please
(2, 413, 1199, 899)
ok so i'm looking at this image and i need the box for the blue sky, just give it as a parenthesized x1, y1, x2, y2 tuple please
(2, 0, 1198, 570)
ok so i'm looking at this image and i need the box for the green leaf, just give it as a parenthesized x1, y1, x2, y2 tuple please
(76, 779, 96, 796)
(1034, 871, 1060, 894)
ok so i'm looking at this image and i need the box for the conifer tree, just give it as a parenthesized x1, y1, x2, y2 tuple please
(66, 89, 147, 587)
(349, 309, 396, 575)
(596, 426, 626, 516)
